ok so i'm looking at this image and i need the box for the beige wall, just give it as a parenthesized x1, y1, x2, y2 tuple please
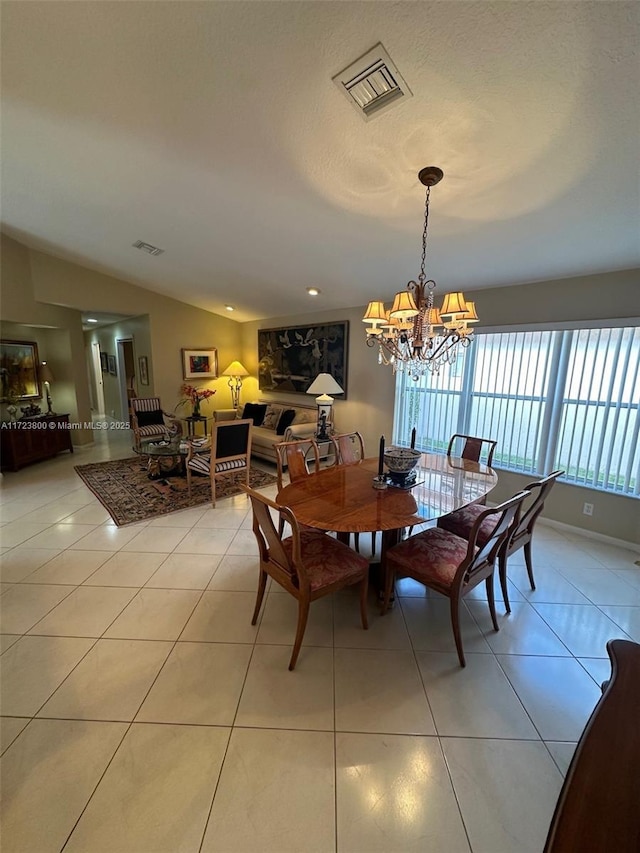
(1, 231, 638, 544)
(240, 307, 396, 459)
(1, 235, 246, 430)
(241, 268, 639, 545)
(84, 316, 153, 419)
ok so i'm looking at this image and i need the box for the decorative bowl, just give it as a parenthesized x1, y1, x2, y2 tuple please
(383, 446, 421, 474)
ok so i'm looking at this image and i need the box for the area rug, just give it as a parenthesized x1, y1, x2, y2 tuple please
(74, 456, 277, 526)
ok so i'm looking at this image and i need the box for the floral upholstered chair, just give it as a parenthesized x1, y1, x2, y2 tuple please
(243, 486, 369, 670)
(383, 491, 530, 667)
(437, 470, 563, 613)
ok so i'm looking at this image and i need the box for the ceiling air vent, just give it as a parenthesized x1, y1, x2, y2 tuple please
(132, 240, 164, 256)
(332, 43, 412, 121)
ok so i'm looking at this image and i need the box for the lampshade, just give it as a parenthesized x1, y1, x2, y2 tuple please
(40, 361, 54, 383)
(440, 292, 468, 317)
(390, 291, 419, 319)
(306, 373, 344, 397)
(363, 301, 387, 327)
(460, 301, 479, 322)
(222, 360, 249, 378)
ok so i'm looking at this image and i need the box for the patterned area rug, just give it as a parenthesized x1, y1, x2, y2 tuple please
(74, 456, 277, 526)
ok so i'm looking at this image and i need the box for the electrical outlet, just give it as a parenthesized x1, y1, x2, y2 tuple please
(583, 502, 594, 516)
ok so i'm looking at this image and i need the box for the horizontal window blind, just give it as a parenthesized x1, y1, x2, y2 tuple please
(394, 325, 640, 497)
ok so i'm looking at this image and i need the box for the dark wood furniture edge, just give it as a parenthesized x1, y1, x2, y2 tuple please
(544, 638, 640, 852)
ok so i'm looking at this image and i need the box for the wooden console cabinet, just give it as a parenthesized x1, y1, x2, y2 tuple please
(1, 414, 74, 471)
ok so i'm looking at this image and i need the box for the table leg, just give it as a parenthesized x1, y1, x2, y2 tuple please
(378, 528, 402, 609)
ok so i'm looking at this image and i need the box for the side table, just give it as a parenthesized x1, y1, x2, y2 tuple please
(184, 415, 211, 437)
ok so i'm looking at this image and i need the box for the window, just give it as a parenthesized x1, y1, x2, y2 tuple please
(393, 326, 640, 496)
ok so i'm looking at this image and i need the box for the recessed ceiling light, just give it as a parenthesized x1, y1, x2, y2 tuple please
(307, 287, 320, 296)
(86, 318, 98, 323)
(225, 305, 235, 312)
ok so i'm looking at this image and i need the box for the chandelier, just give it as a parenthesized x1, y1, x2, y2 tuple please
(362, 166, 478, 377)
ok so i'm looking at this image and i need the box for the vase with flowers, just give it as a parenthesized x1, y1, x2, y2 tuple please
(178, 384, 216, 418)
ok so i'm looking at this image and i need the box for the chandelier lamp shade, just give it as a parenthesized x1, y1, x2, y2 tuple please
(306, 372, 344, 441)
(362, 167, 478, 376)
(222, 360, 250, 409)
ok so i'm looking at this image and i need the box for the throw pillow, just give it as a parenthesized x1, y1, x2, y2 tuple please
(136, 409, 164, 427)
(241, 402, 267, 426)
(276, 409, 296, 436)
(262, 405, 283, 430)
(291, 409, 316, 425)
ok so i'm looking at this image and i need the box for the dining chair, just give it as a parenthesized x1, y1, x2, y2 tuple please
(274, 438, 321, 534)
(447, 433, 497, 467)
(243, 486, 369, 670)
(185, 418, 252, 506)
(383, 490, 530, 667)
(330, 431, 365, 466)
(437, 470, 563, 612)
(329, 431, 378, 555)
(274, 438, 320, 490)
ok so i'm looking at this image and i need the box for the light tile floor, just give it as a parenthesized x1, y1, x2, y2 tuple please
(1, 429, 639, 852)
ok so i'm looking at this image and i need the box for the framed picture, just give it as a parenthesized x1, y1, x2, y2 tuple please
(258, 321, 349, 396)
(138, 356, 149, 386)
(100, 352, 109, 372)
(181, 347, 218, 380)
(0, 339, 41, 401)
(107, 355, 117, 376)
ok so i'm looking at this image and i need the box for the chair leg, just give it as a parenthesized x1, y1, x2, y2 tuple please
(450, 597, 466, 667)
(289, 598, 310, 671)
(524, 541, 536, 590)
(353, 532, 360, 553)
(186, 466, 192, 497)
(498, 550, 511, 614)
(486, 574, 499, 632)
(251, 570, 268, 625)
(359, 576, 369, 630)
(371, 531, 377, 557)
(211, 474, 217, 508)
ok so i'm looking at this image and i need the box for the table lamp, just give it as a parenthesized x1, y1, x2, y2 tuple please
(306, 373, 344, 440)
(222, 360, 249, 409)
(40, 361, 55, 415)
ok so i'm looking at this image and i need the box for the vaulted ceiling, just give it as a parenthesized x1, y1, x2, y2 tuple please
(1, 1, 638, 322)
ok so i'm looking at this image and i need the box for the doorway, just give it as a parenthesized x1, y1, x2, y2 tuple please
(116, 338, 136, 422)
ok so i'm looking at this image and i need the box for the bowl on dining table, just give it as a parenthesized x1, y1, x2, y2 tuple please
(384, 446, 421, 476)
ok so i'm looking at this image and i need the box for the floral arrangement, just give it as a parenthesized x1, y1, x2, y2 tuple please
(178, 384, 216, 416)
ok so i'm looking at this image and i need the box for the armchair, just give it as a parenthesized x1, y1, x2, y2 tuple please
(130, 397, 181, 451)
(185, 418, 252, 506)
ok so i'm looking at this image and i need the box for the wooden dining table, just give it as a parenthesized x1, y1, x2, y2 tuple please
(277, 452, 498, 587)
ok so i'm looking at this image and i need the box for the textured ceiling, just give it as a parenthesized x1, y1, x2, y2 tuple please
(1, 1, 638, 322)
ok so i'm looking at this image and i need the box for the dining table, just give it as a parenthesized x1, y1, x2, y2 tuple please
(277, 452, 498, 591)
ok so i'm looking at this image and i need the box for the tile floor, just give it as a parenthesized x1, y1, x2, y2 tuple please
(1, 429, 639, 852)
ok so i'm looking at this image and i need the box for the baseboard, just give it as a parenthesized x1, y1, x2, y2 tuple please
(484, 501, 640, 554)
(537, 517, 640, 554)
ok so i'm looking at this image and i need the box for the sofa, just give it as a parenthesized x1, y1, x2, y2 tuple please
(213, 400, 319, 465)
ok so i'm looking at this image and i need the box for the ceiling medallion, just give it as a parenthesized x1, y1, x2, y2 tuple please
(362, 167, 478, 377)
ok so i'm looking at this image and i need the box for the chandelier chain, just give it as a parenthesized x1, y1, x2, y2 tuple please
(362, 166, 478, 377)
(419, 186, 430, 286)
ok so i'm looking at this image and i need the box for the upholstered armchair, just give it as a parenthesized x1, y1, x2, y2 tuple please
(130, 397, 181, 451)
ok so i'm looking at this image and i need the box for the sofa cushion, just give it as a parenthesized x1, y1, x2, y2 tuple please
(291, 409, 316, 425)
(242, 402, 267, 426)
(276, 409, 296, 436)
(136, 409, 164, 427)
(262, 405, 283, 430)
